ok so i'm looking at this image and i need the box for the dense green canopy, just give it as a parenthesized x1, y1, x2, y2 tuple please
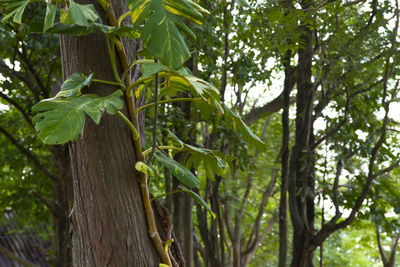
(0, 0, 399, 266)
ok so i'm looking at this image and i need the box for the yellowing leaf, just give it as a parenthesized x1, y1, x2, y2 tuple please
(135, 161, 155, 176)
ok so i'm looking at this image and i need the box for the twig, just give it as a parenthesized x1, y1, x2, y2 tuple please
(0, 244, 39, 267)
(147, 60, 159, 163)
(0, 125, 58, 182)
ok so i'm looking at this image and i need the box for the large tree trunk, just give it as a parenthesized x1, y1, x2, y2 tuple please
(59, 0, 161, 266)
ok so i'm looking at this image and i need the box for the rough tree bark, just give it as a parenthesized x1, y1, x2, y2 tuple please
(59, 0, 162, 265)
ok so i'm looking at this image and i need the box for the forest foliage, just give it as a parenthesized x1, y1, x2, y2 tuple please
(0, 0, 399, 266)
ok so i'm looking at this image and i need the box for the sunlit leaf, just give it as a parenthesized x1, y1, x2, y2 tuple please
(141, 62, 170, 77)
(223, 104, 266, 151)
(1, 0, 29, 24)
(43, 2, 56, 32)
(56, 72, 94, 98)
(127, 0, 207, 68)
(135, 161, 156, 176)
(68, 0, 100, 26)
(166, 129, 228, 181)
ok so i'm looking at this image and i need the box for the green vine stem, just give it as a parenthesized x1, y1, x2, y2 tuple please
(121, 59, 154, 84)
(99, 3, 173, 266)
(92, 79, 124, 87)
(142, 146, 183, 158)
(117, 111, 139, 140)
(151, 190, 183, 202)
(136, 97, 202, 113)
(126, 76, 154, 96)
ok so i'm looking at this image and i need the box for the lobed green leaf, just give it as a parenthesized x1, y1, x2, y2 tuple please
(128, 0, 208, 68)
(1, 0, 29, 24)
(56, 72, 94, 98)
(32, 90, 124, 145)
(43, 2, 57, 32)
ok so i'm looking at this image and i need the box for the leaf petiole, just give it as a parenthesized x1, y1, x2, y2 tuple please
(136, 97, 202, 113)
(142, 146, 183, 158)
(117, 111, 139, 140)
(92, 79, 125, 88)
(117, 11, 131, 27)
(95, 0, 109, 11)
(126, 76, 153, 96)
(151, 190, 183, 201)
(121, 59, 156, 85)
(105, 37, 123, 86)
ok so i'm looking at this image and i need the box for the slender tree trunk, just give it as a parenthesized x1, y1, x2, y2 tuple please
(376, 225, 400, 267)
(59, 1, 161, 265)
(172, 151, 193, 267)
(51, 145, 73, 267)
(289, 1, 315, 266)
(172, 189, 193, 267)
(278, 49, 292, 267)
(171, 87, 197, 267)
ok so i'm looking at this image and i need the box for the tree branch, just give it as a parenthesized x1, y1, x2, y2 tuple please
(0, 125, 58, 182)
(29, 190, 58, 217)
(389, 233, 400, 265)
(0, 244, 39, 267)
(243, 168, 278, 255)
(17, 43, 48, 98)
(0, 60, 41, 102)
(244, 92, 296, 124)
(0, 91, 33, 127)
(376, 225, 389, 265)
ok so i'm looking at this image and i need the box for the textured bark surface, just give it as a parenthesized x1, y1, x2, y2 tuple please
(59, 1, 160, 266)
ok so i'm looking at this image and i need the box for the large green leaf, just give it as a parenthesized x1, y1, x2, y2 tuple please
(168, 72, 219, 100)
(43, 2, 57, 32)
(128, 0, 206, 68)
(32, 90, 124, 145)
(153, 150, 199, 188)
(141, 0, 190, 68)
(167, 130, 228, 181)
(91, 23, 140, 39)
(140, 61, 219, 99)
(223, 104, 266, 151)
(0, 0, 29, 24)
(64, 0, 100, 26)
(141, 62, 170, 77)
(56, 72, 93, 98)
(46, 22, 139, 38)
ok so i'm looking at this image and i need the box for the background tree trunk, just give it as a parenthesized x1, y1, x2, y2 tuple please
(59, 0, 161, 266)
(51, 145, 73, 267)
(289, 1, 315, 265)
